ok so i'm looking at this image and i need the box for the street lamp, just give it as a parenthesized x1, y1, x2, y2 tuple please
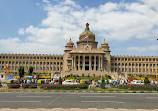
(100, 69, 103, 82)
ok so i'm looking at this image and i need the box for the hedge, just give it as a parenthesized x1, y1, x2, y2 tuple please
(8, 84, 20, 89)
(41, 84, 88, 90)
(118, 85, 158, 91)
(22, 83, 37, 88)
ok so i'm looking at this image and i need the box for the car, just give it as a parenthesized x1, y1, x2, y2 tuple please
(62, 80, 80, 85)
(130, 80, 144, 85)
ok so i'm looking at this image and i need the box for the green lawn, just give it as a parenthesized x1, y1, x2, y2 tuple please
(65, 76, 108, 80)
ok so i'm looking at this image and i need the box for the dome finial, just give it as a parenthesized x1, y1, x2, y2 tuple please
(104, 38, 105, 41)
(70, 38, 71, 41)
(86, 23, 89, 30)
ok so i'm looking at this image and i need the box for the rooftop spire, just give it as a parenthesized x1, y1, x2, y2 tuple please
(85, 23, 89, 30)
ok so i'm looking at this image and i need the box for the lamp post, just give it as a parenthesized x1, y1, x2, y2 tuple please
(101, 69, 103, 82)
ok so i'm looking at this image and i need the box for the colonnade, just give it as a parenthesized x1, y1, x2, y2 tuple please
(72, 54, 104, 71)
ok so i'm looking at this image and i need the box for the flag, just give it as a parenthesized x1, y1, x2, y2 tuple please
(84, 34, 89, 40)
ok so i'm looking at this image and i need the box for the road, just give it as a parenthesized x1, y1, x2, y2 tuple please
(0, 92, 158, 109)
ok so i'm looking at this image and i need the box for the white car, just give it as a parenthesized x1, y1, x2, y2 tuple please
(130, 80, 144, 85)
(62, 80, 80, 85)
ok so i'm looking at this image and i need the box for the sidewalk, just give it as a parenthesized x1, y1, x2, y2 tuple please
(0, 108, 158, 111)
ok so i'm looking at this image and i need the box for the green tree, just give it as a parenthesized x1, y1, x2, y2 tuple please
(144, 77, 150, 85)
(28, 66, 33, 76)
(82, 73, 84, 77)
(18, 65, 24, 78)
(37, 73, 40, 79)
(58, 77, 62, 85)
(100, 79, 105, 89)
(139, 74, 142, 80)
(93, 74, 95, 77)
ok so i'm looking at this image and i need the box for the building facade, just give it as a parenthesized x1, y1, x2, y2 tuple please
(0, 23, 158, 78)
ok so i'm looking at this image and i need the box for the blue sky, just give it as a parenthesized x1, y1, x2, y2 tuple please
(0, 0, 158, 56)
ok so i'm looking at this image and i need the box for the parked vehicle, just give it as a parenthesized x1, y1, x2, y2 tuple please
(130, 80, 144, 85)
(62, 80, 80, 85)
(7, 79, 18, 86)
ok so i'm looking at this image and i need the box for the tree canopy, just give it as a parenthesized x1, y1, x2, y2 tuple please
(18, 65, 24, 78)
(28, 66, 33, 76)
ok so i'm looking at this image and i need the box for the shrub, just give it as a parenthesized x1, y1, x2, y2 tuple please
(144, 77, 150, 85)
(118, 85, 158, 91)
(82, 73, 84, 77)
(100, 79, 105, 89)
(58, 77, 62, 85)
(22, 83, 37, 88)
(8, 84, 20, 89)
(41, 84, 88, 90)
(93, 74, 95, 77)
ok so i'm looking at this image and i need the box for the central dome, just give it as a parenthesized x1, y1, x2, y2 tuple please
(79, 23, 95, 41)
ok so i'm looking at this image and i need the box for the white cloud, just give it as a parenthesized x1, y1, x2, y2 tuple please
(0, 0, 158, 55)
(126, 45, 158, 52)
(19, 28, 25, 35)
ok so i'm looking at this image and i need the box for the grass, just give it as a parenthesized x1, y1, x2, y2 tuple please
(65, 76, 108, 80)
(0, 86, 157, 92)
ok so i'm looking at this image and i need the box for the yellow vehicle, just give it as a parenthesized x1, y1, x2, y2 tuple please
(7, 79, 18, 86)
(37, 79, 51, 86)
(80, 79, 90, 84)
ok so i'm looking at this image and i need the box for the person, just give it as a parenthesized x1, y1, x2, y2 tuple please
(32, 79, 34, 83)
(0, 80, 1, 87)
(155, 80, 157, 85)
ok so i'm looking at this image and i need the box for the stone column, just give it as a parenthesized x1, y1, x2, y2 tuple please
(74, 55, 76, 70)
(99, 55, 101, 71)
(101, 55, 103, 71)
(89, 55, 91, 71)
(83, 55, 85, 71)
(78, 55, 80, 71)
(94, 55, 96, 71)
(72, 56, 74, 70)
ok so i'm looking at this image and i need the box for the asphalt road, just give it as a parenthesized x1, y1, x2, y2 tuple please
(0, 92, 158, 109)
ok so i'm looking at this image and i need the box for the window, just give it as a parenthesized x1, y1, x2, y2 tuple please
(1, 75, 3, 78)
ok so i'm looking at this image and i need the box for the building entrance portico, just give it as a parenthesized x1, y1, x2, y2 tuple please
(71, 54, 104, 72)
(62, 23, 111, 77)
